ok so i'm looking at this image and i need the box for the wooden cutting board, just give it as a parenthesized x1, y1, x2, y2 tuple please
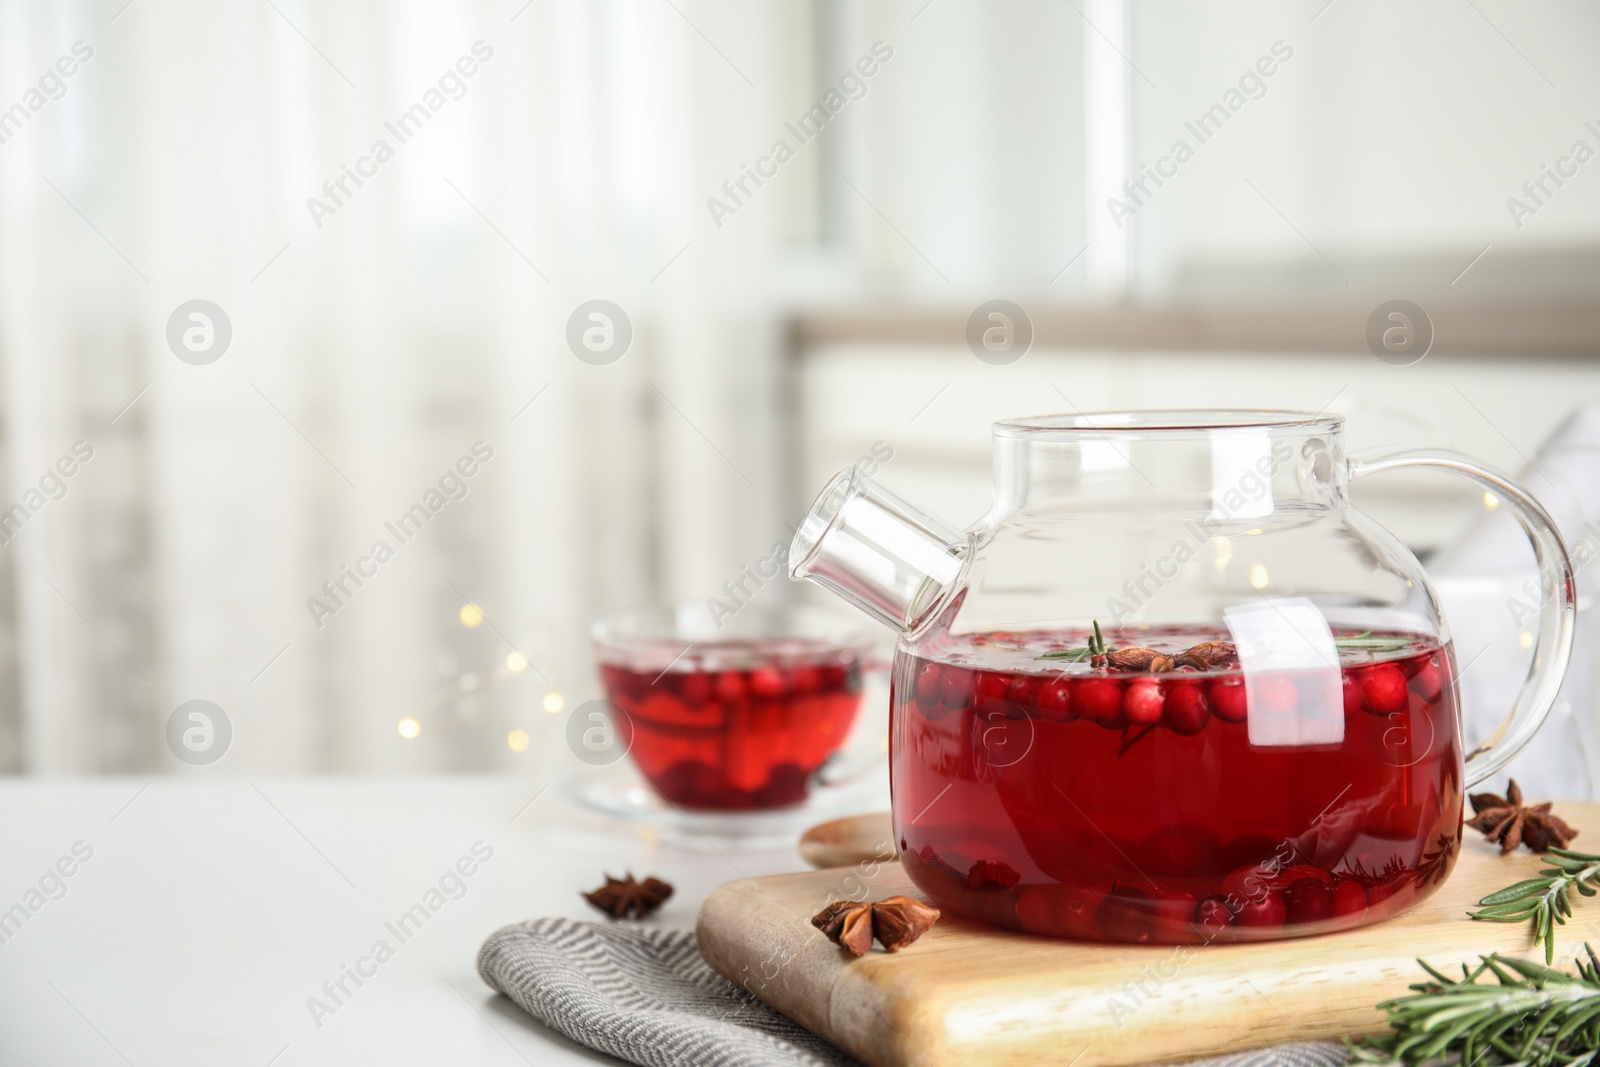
(798, 813, 898, 869)
(699, 803, 1600, 1067)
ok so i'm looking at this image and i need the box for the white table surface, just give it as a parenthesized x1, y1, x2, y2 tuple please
(0, 776, 847, 1066)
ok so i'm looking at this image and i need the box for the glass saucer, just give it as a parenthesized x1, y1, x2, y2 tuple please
(565, 763, 889, 852)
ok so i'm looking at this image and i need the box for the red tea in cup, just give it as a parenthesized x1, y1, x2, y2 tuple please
(593, 608, 871, 811)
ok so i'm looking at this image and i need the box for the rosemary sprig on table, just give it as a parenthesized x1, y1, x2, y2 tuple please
(1470, 848, 1600, 964)
(1348, 946, 1600, 1067)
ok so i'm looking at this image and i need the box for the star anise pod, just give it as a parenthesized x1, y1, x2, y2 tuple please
(1102, 641, 1238, 673)
(582, 873, 674, 920)
(1466, 779, 1578, 854)
(1103, 646, 1163, 672)
(811, 895, 940, 957)
(1179, 640, 1237, 668)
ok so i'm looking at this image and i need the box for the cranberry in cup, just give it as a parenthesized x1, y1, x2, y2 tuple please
(592, 605, 872, 811)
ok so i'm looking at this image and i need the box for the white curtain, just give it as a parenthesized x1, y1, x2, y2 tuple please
(0, 0, 827, 774)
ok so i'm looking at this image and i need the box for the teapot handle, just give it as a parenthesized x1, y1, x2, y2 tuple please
(1348, 448, 1578, 788)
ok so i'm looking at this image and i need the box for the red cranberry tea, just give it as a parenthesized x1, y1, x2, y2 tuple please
(600, 641, 864, 810)
(892, 627, 1463, 943)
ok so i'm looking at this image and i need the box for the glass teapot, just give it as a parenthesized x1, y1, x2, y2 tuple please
(789, 411, 1576, 943)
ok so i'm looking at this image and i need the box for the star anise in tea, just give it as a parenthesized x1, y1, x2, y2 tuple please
(582, 873, 674, 919)
(1180, 641, 1238, 668)
(811, 895, 941, 957)
(1031, 622, 1242, 672)
(1466, 779, 1578, 854)
(1102, 646, 1164, 672)
(1103, 640, 1238, 674)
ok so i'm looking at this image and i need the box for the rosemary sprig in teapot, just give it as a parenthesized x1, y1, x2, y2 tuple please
(1035, 620, 1110, 664)
(1035, 624, 1410, 671)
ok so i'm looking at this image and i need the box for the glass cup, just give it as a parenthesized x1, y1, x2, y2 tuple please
(591, 604, 877, 811)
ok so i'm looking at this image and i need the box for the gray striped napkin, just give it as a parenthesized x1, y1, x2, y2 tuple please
(476, 917, 1352, 1067)
(478, 918, 861, 1066)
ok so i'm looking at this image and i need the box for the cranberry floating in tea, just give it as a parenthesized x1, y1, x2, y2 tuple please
(789, 411, 1576, 943)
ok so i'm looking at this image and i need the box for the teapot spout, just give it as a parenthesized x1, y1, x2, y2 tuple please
(788, 467, 970, 636)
